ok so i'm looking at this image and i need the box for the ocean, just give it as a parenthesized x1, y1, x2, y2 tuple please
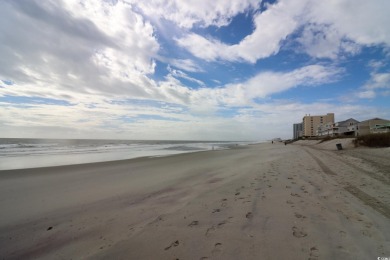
(0, 138, 252, 170)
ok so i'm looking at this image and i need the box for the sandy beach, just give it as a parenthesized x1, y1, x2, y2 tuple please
(0, 142, 389, 259)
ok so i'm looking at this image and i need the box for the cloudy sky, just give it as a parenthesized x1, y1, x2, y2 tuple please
(1, 0, 389, 141)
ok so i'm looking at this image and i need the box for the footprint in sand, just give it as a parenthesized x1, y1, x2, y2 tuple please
(300, 186, 309, 194)
(212, 243, 222, 255)
(361, 229, 372, 237)
(218, 220, 227, 227)
(309, 246, 320, 259)
(212, 209, 221, 213)
(206, 222, 226, 237)
(292, 226, 307, 238)
(205, 226, 215, 237)
(294, 212, 306, 219)
(188, 220, 199, 227)
(246, 212, 253, 219)
(164, 240, 179, 250)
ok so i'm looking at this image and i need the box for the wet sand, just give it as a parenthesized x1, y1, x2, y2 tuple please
(0, 142, 389, 259)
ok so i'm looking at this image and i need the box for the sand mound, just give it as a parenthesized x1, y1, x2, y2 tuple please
(293, 138, 355, 150)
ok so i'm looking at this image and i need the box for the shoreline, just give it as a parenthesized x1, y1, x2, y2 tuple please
(0, 143, 249, 173)
(0, 141, 252, 171)
(0, 142, 389, 259)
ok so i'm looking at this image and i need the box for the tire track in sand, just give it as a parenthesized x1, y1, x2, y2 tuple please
(303, 148, 390, 219)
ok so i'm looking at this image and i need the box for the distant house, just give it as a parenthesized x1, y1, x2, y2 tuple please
(317, 122, 333, 136)
(345, 120, 359, 135)
(356, 118, 390, 136)
(332, 118, 359, 136)
(317, 118, 359, 137)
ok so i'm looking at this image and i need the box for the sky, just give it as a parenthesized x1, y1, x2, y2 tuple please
(0, 0, 390, 141)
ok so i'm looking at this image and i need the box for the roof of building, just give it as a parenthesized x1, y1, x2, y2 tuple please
(336, 118, 359, 125)
(359, 117, 390, 123)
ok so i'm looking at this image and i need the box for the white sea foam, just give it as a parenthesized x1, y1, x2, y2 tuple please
(0, 138, 252, 170)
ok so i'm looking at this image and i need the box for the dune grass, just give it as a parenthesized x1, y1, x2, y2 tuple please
(353, 132, 390, 147)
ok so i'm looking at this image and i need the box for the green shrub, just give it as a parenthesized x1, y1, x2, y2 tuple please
(353, 132, 390, 147)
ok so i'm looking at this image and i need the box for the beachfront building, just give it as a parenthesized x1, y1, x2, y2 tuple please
(355, 118, 390, 136)
(316, 122, 333, 136)
(302, 113, 334, 137)
(318, 118, 359, 137)
(293, 123, 303, 139)
(345, 119, 360, 135)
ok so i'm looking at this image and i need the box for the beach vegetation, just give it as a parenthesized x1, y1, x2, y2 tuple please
(353, 133, 390, 147)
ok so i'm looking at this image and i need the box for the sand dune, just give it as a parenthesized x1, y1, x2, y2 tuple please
(0, 142, 389, 259)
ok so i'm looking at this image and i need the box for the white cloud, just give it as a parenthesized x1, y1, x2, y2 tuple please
(308, 0, 390, 47)
(297, 0, 390, 59)
(297, 24, 360, 59)
(213, 65, 341, 106)
(364, 72, 390, 90)
(131, 0, 259, 29)
(176, 0, 390, 62)
(0, 63, 341, 138)
(167, 66, 205, 86)
(357, 90, 376, 99)
(2, 90, 388, 140)
(249, 65, 338, 95)
(151, 64, 341, 111)
(157, 75, 191, 105)
(170, 59, 203, 72)
(63, 0, 159, 74)
(0, 0, 159, 103)
(157, 64, 340, 111)
(368, 60, 386, 70)
(356, 71, 390, 99)
(176, 0, 304, 63)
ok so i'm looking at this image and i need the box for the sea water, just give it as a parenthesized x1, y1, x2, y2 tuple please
(0, 138, 250, 170)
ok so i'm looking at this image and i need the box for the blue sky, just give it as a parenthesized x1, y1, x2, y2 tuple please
(0, 0, 389, 140)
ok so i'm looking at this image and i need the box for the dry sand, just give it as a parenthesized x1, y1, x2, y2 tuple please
(0, 142, 389, 259)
